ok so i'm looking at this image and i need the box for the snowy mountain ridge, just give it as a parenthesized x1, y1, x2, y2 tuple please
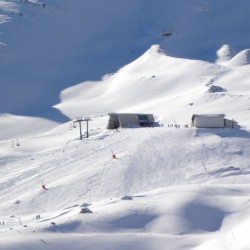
(56, 44, 250, 129)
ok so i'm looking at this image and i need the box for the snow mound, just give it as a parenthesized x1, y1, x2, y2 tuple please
(228, 49, 250, 67)
(216, 44, 237, 65)
(148, 44, 166, 56)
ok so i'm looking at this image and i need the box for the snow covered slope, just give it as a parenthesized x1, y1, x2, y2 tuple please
(1, 0, 250, 139)
(1, 1, 250, 249)
(1, 116, 250, 249)
(56, 45, 250, 128)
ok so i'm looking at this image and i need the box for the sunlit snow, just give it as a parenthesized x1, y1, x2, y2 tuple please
(1, 1, 250, 250)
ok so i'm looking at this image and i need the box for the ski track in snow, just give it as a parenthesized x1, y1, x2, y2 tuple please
(1, 1, 250, 249)
(1, 115, 250, 249)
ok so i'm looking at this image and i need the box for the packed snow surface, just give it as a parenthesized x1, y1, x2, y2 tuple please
(1, 1, 250, 249)
(1, 115, 250, 249)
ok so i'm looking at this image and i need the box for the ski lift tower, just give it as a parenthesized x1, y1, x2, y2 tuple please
(73, 117, 92, 140)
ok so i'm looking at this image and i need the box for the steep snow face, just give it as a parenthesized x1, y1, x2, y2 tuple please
(0, 1, 18, 14)
(1, 43, 250, 140)
(1, 0, 250, 125)
(0, 0, 166, 118)
(56, 45, 250, 128)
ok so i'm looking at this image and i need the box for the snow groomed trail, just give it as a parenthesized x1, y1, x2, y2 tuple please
(1, 115, 250, 249)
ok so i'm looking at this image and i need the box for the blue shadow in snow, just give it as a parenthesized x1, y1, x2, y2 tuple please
(182, 203, 226, 233)
(46, 220, 81, 233)
(196, 128, 250, 139)
(111, 213, 156, 229)
(210, 166, 250, 178)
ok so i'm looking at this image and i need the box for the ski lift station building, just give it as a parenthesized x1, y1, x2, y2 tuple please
(191, 114, 237, 128)
(107, 113, 155, 129)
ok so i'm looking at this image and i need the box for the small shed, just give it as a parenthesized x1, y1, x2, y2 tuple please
(107, 113, 155, 129)
(191, 114, 225, 128)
